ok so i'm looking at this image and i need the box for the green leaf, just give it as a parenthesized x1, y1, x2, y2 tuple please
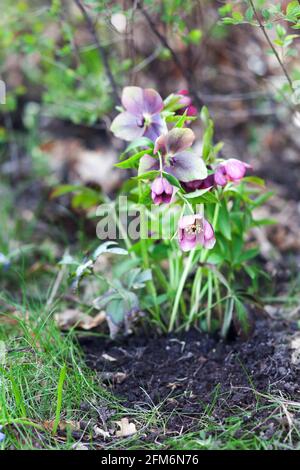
(234, 297, 250, 333)
(124, 137, 154, 154)
(276, 24, 286, 38)
(218, 3, 233, 16)
(202, 120, 214, 161)
(185, 187, 214, 199)
(245, 7, 254, 21)
(237, 248, 259, 263)
(200, 106, 210, 126)
(262, 9, 271, 21)
(243, 176, 265, 187)
(115, 150, 150, 169)
(286, 1, 300, 19)
(186, 28, 203, 44)
(51, 184, 80, 198)
(162, 171, 182, 189)
(186, 190, 219, 205)
(71, 189, 100, 209)
(135, 170, 160, 180)
(232, 11, 244, 22)
(217, 200, 231, 240)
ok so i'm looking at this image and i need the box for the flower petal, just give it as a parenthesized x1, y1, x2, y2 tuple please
(144, 114, 167, 142)
(156, 128, 195, 156)
(179, 232, 197, 252)
(143, 88, 164, 114)
(226, 159, 247, 181)
(138, 155, 159, 175)
(121, 86, 144, 115)
(203, 220, 216, 249)
(151, 176, 164, 195)
(178, 214, 196, 229)
(110, 112, 144, 141)
(166, 151, 207, 182)
(214, 165, 227, 186)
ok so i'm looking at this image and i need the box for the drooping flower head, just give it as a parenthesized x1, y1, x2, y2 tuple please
(139, 128, 207, 183)
(177, 89, 197, 117)
(110, 86, 167, 142)
(178, 214, 216, 251)
(151, 176, 173, 205)
(178, 214, 216, 252)
(181, 173, 215, 193)
(214, 158, 251, 186)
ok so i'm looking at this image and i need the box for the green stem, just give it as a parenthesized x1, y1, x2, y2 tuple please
(168, 249, 195, 332)
(206, 271, 213, 331)
(138, 182, 159, 317)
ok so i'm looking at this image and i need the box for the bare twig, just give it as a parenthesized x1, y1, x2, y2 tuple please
(73, 0, 120, 104)
(136, 1, 204, 108)
(249, 0, 294, 91)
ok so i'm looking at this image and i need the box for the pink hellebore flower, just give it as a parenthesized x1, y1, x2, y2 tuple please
(214, 158, 251, 186)
(110, 86, 167, 142)
(151, 176, 173, 205)
(177, 89, 197, 117)
(178, 214, 216, 252)
(139, 128, 207, 183)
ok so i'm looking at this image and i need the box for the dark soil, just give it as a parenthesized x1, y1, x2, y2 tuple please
(79, 318, 300, 435)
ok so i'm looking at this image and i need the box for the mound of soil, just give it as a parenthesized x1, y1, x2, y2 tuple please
(79, 319, 300, 435)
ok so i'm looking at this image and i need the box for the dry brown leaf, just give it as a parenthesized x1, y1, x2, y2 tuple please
(55, 309, 106, 331)
(42, 138, 121, 193)
(115, 418, 137, 438)
(44, 420, 81, 433)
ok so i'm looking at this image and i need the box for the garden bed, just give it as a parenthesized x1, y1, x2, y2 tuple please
(79, 317, 300, 438)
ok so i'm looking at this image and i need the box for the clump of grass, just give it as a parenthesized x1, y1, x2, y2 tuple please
(0, 297, 115, 449)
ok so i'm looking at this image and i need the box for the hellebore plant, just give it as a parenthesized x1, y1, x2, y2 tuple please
(106, 85, 269, 336)
(108, 86, 271, 337)
(58, 86, 268, 338)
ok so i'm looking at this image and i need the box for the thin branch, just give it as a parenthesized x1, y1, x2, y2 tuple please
(73, 0, 120, 104)
(249, 0, 294, 91)
(136, 1, 204, 108)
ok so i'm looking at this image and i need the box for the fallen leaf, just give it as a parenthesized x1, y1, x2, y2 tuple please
(291, 335, 300, 366)
(93, 425, 110, 439)
(42, 138, 121, 193)
(55, 309, 106, 330)
(101, 371, 127, 384)
(43, 420, 80, 433)
(72, 442, 89, 450)
(115, 418, 137, 438)
(101, 353, 117, 362)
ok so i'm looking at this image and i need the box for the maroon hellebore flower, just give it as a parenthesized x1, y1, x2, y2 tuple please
(214, 158, 251, 186)
(177, 89, 197, 117)
(151, 176, 173, 205)
(110, 86, 167, 142)
(178, 214, 216, 252)
(138, 128, 207, 183)
(181, 173, 215, 193)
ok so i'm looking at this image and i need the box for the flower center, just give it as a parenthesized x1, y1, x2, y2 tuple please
(143, 113, 152, 127)
(185, 223, 203, 236)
